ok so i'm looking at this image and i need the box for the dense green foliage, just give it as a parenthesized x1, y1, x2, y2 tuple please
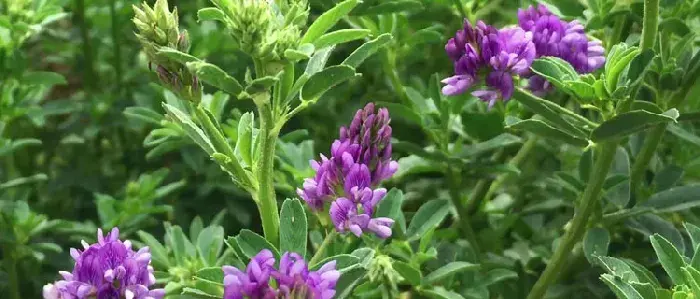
(2, 0, 700, 298)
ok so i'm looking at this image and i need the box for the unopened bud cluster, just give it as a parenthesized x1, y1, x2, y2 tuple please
(133, 0, 200, 102)
(212, 0, 309, 61)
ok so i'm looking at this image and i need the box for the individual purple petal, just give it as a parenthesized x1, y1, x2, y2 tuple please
(441, 74, 475, 96)
(368, 217, 395, 239)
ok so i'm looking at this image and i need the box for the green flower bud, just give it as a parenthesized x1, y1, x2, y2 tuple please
(368, 255, 401, 289)
(132, 0, 201, 103)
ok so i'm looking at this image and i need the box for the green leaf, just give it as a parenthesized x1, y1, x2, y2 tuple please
(640, 185, 700, 213)
(590, 109, 679, 142)
(406, 199, 450, 240)
(583, 227, 610, 263)
(659, 18, 690, 36)
(530, 57, 579, 88)
(564, 80, 596, 101)
(682, 266, 700, 297)
(650, 234, 687, 286)
(512, 88, 593, 134)
(157, 47, 200, 65)
(355, 0, 424, 15)
(0, 173, 48, 190)
(458, 133, 522, 158)
(684, 223, 700, 253)
(406, 29, 443, 46)
(596, 256, 639, 281)
(301, 0, 359, 44)
(124, 107, 164, 125)
(305, 46, 335, 75)
(236, 229, 280, 259)
(310, 254, 360, 271)
(234, 113, 254, 167)
(506, 117, 588, 147)
(314, 29, 371, 49)
(300, 65, 357, 103)
(194, 267, 224, 285)
(624, 259, 661, 287)
(182, 287, 219, 298)
(197, 7, 226, 23)
(653, 165, 684, 192)
(196, 225, 224, 267)
(284, 43, 315, 61)
(342, 33, 393, 68)
(190, 216, 204, 241)
(375, 188, 404, 224)
(667, 124, 700, 147)
(187, 61, 243, 97)
(424, 262, 479, 285)
(481, 269, 518, 286)
(168, 225, 191, 265)
(605, 44, 640, 93)
(334, 266, 366, 299)
(279, 199, 308, 258)
(162, 103, 216, 155)
(393, 261, 422, 285)
(600, 274, 644, 299)
(137, 230, 171, 268)
(22, 71, 67, 86)
(420, 287, 466, 299)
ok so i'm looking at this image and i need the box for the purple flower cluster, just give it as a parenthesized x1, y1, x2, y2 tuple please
(442, 20, 536, 106)
(442, 4, 605, 103)
(297, 103, 398, 239)
(518, 4, 605, 94)
(43, 228, 165, 299)
(223, 249, 340, 299)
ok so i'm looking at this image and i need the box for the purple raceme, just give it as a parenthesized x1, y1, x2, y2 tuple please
(223, 250, 340, 299)
(297, 103, 397, 239)
(518, 4, 605, 94)
(442, 5, 605, 101)
(43, 228, 165, 299)
(441, 20, 536, 107)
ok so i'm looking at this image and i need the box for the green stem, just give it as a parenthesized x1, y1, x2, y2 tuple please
(255, 98, 280, 248)
(526, 142, 618, 299)
(309, 231, 337, 266)
(4, 247, 19, 299)
(483, 137, 539, 203)
(629, 125, 666, 196)
(640, 0, 660, 50)
(109, 0, 122, 94)
(381, 49, 409, 106)
(447, 167, 481, 258)
(74, 0, 97, 90)
(465, 150, 506, 214)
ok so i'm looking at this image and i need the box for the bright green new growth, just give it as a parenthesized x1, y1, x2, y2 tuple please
(598, 224, 700, 299)
(133, 0, 200, 102)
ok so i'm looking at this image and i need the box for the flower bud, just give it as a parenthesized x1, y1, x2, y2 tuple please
(133, 0, 201, 103)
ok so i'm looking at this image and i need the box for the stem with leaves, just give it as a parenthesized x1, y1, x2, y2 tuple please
(627, 0, 665, 195)
(309, 231, 337, 266)
(447, 167, 482, 258)
(483, 137, 539, 204)
(253, 93, 281, 248)
(526, 142, 618, 299)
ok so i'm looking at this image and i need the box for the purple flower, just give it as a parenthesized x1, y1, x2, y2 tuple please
(43, 228, 165, 299)
(223, 249, 275, 299)
(297, 103, 397, 239)
(441, 20, 535, 106)
(517, 5, 605, 94)
(223, 250, 340, 299)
